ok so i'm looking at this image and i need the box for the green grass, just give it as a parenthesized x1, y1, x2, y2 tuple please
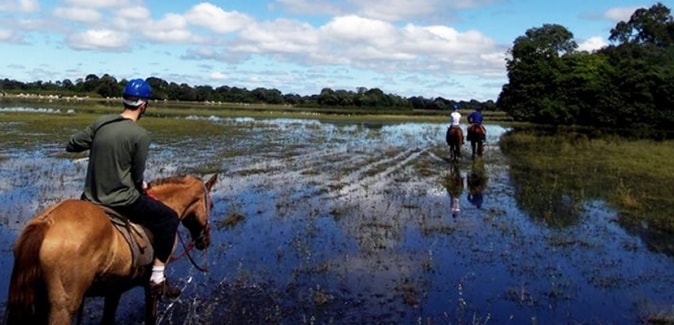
(500, 130, 674, 233)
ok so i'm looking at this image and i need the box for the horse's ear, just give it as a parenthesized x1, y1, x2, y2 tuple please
(205, 174, 218, 191)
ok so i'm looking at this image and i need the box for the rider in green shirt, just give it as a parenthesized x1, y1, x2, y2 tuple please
(66, 79, 181, 299)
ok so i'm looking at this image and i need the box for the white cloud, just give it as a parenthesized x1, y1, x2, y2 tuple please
(144, 29, 194, 43)
(135, 13, 203, 43)
(321, 15, 397, 45)
(53, 7, 102, 23)
(236, 19, 318, 53)
(116, 6, 151, 20)
(604, 6, 639, 22)
(577, 36, 608, 52)
(210, 71, 227, 79)
(218, 12, 505, 79)
(0, 29, 19, 42)
(0, 0, 39, 12)
(349, 0, 441, 21)
(63, 0, 123, 9)
(272, 0, 342, 15)
(68, 29, 129, 50)
(111, 6, 150, 31)
(346, 0, 505, 21)
(185, 3, 253, 34)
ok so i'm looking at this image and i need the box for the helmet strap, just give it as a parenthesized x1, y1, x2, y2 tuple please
(138, 102, 148, 121)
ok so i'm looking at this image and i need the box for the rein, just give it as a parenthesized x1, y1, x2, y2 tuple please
(171, 230, 209, 272)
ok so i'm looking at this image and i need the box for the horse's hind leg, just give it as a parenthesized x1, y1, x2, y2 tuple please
(44, 269, 92, 325)
(48, 304, 77, 325)
(47, 288, 85, 325)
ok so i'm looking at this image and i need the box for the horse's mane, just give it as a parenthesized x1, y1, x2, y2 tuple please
(150, 175, 196, 187)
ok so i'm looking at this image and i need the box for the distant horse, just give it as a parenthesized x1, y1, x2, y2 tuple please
(445, 126, 464, 161)
(5, 174, 218, 325)
(467, 124, 486, 158)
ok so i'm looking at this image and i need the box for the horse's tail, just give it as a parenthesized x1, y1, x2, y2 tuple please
(4, 222, 49, 324)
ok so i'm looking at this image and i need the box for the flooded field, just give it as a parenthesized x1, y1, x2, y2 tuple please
(0, 111, 673, 324)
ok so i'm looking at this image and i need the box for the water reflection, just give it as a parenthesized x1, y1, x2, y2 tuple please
(466, 159, 487, 209)
(501, 128, 674, 256)
(442, 163, 463, 216)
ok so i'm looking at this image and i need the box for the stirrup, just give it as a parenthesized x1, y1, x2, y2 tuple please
(149, 279, 181, 299)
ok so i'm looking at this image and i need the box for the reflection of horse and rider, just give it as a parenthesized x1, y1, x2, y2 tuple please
(442, 160, 488, 215)
(467, 160, 488, 209)
(445, 106, 486, 160)
(443, 163, 464, 216)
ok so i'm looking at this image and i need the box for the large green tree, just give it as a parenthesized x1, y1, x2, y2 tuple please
(499, 2, 674, 131)
(498, 24, 578, 124)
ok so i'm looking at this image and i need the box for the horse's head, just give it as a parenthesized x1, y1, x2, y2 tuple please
(179, 174, 218, 250)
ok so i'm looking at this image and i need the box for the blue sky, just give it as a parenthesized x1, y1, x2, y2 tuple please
(0, 0, 663, 101)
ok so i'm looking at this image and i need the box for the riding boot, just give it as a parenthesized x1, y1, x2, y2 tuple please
(149, 279, 181, 299)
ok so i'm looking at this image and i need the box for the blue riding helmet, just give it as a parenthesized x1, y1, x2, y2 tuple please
(122, 79, 152, 99)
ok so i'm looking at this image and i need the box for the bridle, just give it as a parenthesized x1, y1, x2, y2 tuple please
(152, 184, 212, 272)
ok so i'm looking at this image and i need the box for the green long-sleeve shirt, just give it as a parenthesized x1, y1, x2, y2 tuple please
(66, 114, 150, 207)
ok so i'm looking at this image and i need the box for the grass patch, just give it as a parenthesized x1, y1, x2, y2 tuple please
(500, 129, 674, 233)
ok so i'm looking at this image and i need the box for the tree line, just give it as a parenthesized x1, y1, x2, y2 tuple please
(497, 2, 674, 131)
(0, 75, 496, 114)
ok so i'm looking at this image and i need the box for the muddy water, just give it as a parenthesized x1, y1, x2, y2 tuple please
(0, 115, 673, 324)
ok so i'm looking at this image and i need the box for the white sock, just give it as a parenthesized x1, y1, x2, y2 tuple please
(150, 265, 166, 284)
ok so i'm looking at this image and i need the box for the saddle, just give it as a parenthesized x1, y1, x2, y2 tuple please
(98, 205, 154, 276)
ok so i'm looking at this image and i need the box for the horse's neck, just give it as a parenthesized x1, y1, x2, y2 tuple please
(151, 184, 193, 217)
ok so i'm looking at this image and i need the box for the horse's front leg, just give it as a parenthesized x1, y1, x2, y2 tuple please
(144, 286, 159, 325)
(102, 292, 122, 325)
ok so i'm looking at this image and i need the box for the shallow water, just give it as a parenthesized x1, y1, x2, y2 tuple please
(0, 114, 672, 324)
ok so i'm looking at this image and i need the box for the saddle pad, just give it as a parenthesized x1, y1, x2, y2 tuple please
(99, 206, 154, 273)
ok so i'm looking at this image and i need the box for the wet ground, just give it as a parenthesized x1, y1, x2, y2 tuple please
(1, 113, 673, 324)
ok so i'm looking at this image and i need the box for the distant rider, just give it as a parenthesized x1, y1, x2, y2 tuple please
(450, 105, 461, 128)
(467, 107, 486, 142)
(449, 105, 464, 145)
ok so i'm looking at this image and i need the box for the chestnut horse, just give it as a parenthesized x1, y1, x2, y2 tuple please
(467, 124, 486, 158)
(445, 126, 464, 161)
(4, 174, 218, 325)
